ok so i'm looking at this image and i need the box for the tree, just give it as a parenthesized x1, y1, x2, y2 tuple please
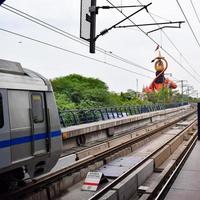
(51, 74, 111, 109)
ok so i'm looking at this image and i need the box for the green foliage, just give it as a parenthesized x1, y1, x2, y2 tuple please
(51, 74, 150, 110)
(51, 74, 111, 109)
(52, 74, 198, 111)
(146, 88, 174, 104)
(145, 87, 199, 104)
(54, 92, 76, 111)
(120, 89, 150, 105)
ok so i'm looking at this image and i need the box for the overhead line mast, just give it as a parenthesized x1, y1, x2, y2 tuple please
(105, 0, 200, 84)
(0, 0, 5, 6)
(0, 3, 154, 73)
(135, 0, 200, 84)
(81, 1, 152, 53)
(80, 0, 185, 53)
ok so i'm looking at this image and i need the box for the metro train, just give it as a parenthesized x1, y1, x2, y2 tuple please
(0, 59, 62, 190)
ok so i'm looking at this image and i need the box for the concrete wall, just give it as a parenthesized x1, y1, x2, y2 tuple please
(62, 105, 192, 151)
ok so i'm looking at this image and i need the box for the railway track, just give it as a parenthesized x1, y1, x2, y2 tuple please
(152, 132, 197, 200)
(89, 118, 197, 200)
(61, 106, 193, 161)
(1, 108, 197, 200)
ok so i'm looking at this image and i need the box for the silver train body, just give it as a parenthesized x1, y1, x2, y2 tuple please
(0, 59, 62, 179)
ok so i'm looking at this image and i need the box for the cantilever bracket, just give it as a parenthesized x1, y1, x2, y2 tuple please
(115, 21, 185, 29)
(96, 5, 144, 10)
(94, 5, 145, 15)
(95, 2, 152, 41)
(147, 22, 184, 34)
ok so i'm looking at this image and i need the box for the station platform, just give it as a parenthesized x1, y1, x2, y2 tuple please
(165, 140, 200, 200)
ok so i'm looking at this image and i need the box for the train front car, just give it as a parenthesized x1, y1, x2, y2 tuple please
(0, 59, 62, 190)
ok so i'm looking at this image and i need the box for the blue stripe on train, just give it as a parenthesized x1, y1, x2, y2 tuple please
(0, 130, 61, 148)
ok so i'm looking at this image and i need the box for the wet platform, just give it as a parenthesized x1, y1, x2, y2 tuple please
(165, 140, 200, 200)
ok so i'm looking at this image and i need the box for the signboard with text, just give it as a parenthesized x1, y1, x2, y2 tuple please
(82, 172, 103, 191)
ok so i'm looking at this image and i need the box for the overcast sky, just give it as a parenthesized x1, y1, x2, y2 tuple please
(0, 0, 200, 96)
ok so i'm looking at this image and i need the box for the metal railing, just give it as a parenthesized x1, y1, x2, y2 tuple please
(59, 102, 188, 127)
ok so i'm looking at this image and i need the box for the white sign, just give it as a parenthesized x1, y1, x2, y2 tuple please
(80, 0, 91, 41)
(82, 172, 103, 191)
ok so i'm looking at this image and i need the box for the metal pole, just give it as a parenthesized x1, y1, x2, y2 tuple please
(90, 0, 97, 53)
(136, 79, 138, 93)
(181, 80, 183, 102)
(0, 0, 5, 6)
(177, 80, 187, 103)
(198, 103, 200, 140)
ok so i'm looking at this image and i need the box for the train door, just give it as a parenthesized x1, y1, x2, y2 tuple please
(30, 92, 49, 155)
(9, 90, 32, 162)
(0, 89, 11, 168)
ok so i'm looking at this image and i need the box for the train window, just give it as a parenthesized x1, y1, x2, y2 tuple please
(31, 94, 44, 123)
(0, 94, 4, 128)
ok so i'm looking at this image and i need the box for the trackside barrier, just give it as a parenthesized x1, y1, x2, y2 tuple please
(59, 102, 189, 127)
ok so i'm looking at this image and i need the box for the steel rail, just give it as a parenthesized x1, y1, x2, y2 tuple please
(141, 131, 197, 200)
(89, 118, 197, 200)
(61, 108, 191, 157)
(2, 110, 196, 200)
(137, 130, 197, 199)
(154, 135, 197, 200)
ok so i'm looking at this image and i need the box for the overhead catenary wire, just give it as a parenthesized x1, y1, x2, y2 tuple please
(0, 3, 154, 74)
(148, 12, 171, 22)
(189, 0, 200, 26)
(136, 0, 200, 79)
(0, 27, 152, 79)
(176, 0, 200, 49)
(1, 2, 200, 85)
(105, 0, 200, 84)
(162, 31, 200, 78)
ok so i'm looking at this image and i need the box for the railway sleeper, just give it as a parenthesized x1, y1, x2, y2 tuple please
(8, 114, 196, 200)
(137, 132, 197, 200)
(96, 121, 197, 200)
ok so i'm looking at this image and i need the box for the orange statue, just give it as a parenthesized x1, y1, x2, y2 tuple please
(144, 47, 177, 93)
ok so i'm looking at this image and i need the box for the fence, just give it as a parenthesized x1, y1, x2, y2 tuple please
(59, 102, 188, 127)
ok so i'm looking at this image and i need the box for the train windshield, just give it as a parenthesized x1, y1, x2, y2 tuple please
(0, 94, 3, 128)
(31, 94, 44, 123)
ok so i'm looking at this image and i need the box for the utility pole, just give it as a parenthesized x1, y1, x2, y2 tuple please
(186, 85, 193, 102)
(177, 80, 187, 103)
(89, 0, 97, 53)
(0, 0, 5, 5)
(136, 79, 138, 93)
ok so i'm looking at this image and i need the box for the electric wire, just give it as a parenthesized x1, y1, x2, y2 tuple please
(148, 12, 171, 22)
(0, 27, 152, 79)
(1, 4, 91, 49)
(105, 0, 200, 84)
(189, 0, 200, 26)
(176, 0, 200, 48)
(1, 3, 154, 74)
(136, 0, 200, 79)
(1, 2, 200, 84)
(162, 32, 200, 78)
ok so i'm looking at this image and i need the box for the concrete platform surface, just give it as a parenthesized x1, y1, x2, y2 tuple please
(97, 156, 144, 178)
(165, 140, 200, 200)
